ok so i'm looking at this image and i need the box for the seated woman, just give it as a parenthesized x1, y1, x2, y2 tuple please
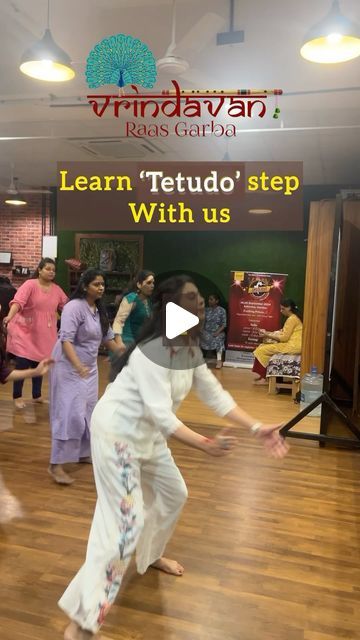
(252, 298, 302, 384)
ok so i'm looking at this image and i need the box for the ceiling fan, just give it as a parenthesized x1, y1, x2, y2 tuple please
(156, 0, 225, 86)
(51, 1, 225, 94)
(0, 166, 52, 197)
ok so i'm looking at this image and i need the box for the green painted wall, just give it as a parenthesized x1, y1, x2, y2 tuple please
(57, 229, 306, 308)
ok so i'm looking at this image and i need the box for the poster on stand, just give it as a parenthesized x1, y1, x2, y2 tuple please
(225, 270, 288, 368)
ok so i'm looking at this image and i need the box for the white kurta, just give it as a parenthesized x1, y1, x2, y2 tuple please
(58, 339, 236, 633)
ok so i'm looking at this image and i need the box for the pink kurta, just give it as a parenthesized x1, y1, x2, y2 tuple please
(6, 279, 68, 362)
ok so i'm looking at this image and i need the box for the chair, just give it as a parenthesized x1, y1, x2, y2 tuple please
(266, 354, 301, 399)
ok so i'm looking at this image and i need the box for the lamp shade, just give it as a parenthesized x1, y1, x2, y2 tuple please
(20, 28, 75, 81)
(301, 0, 360, 63)
(5, 194, 27, 206)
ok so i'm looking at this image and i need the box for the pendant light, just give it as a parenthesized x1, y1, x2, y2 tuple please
(300, 0, 360, 63)
(5, 194, 27, 206)
(222, 139, 231, 161)
(19, 0, 75, 81)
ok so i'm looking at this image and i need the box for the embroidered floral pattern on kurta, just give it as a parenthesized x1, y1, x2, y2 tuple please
(97, 442, 138, 625)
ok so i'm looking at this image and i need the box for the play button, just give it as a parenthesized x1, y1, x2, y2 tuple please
(165, 302, 199, 339)
(131, 270, 224, 371)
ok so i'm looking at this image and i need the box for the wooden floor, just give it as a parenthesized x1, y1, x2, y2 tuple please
(0, 359, 359, 640)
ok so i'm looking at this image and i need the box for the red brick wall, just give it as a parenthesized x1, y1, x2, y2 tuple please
(0, 195, 50, 288)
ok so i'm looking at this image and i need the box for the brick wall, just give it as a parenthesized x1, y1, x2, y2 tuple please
(0, 195, 50, 288)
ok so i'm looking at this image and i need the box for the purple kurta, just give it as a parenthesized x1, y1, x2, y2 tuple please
(49, 299, 114, 464)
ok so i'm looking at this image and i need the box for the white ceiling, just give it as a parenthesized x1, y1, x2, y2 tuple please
(0, 0, 359, 188)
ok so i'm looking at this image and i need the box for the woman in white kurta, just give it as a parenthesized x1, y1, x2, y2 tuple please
(59, 275, 288, 640)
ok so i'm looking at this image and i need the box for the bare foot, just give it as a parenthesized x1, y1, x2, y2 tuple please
(33, 397, 49, 404)
(14, 399, 26, 409)
(253, 378, 268, 386)
(215, 361, 223, 369)
(64, 621, 108, 639)
(48, 465, 74, 485)
(64, 621, 90, 639)
(150, 557, 184, 576)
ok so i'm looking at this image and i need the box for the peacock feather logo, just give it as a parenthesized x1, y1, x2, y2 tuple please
(86, 34, 157, 91)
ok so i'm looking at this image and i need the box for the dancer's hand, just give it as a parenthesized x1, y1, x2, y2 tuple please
(34, 359, 54, 376)
(75, 363, 90, 378)
(204, 428, 237, 457)
(253, 424, 289, 458)
(114, 336, 127, 353)
(114, 344, 127, 356)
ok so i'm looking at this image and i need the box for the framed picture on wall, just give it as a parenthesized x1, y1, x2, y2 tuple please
(0, 251, 12, 264)
(73, 233, 144, 298)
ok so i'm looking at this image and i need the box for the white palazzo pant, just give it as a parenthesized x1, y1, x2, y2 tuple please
(58, 432, 188, 633)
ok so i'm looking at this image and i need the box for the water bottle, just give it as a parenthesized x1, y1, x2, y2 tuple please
(300, 366, 323, 417)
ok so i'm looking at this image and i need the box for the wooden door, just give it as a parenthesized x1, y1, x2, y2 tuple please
(301, 200, 337, 377)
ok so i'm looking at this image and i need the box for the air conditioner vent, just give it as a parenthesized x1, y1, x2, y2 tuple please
(67, 136, 165, 159)
(340, 189, 360, 200)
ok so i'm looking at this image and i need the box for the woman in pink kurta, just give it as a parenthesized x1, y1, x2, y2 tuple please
(3, 258, 68, 408)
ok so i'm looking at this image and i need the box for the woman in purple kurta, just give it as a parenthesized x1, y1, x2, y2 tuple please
(48, 269, 120, 485)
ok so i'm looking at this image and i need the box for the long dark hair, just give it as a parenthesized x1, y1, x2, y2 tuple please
(110, 274, 194, 381)
(0, 324, 6, 368)
(0, 279, 15, 367)
(32, 257, 56, 278)
(281, 298, 302, 321)
(70, 268, 110, 337)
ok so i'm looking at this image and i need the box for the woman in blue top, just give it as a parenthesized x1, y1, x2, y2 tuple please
(112, 270, 154, 352)
(200, 294, 227, 369)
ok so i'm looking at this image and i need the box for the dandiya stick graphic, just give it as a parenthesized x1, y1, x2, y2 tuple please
(161, 88, 283, 96)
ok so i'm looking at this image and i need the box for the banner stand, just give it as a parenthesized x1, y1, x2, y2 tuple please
(225, 270, 288, 369)
(224, 350, 254, 368)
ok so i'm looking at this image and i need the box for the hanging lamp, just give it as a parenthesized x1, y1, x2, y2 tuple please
(20, 0, 75, 81)
(5, 194, 27, 206)
(300, 0, 360, 63)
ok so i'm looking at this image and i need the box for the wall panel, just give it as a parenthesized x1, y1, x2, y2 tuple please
(301, 200, 336, 377)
